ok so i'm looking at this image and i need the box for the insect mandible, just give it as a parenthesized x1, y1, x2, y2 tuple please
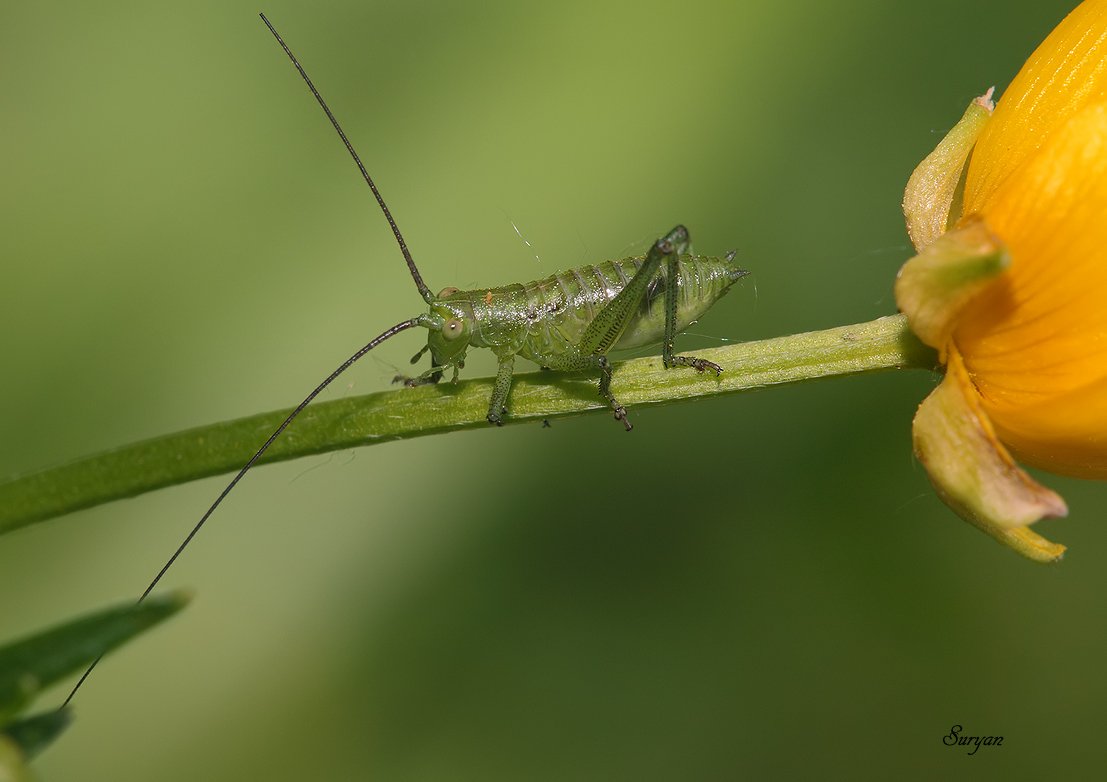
(61, 13, 748, 705)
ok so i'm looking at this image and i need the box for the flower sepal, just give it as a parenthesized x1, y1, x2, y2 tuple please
(894, 218, 1009, 359)
(903, 91, 994, 252)
(913, 350, 1068, 563)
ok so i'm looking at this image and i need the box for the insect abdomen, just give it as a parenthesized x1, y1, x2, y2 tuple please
(615, 254, 745, 349)
(510, 254, 745, 361)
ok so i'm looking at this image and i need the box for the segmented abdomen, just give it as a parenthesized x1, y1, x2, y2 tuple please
(508, 254, 743, 362)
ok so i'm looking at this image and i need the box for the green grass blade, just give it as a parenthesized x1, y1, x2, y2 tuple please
(0, 593, 189, 723)
(1, 708, 72, 760)
(0, 315, 933, 534)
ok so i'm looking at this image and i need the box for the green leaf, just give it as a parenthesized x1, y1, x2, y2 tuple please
(1, 709, 72, 761)
(0, 593, 189, 723)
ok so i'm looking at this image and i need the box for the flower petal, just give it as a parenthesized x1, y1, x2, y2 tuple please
(964, 0, 1107, 213)
(991, 373, 1107, 478)
(954, 102, 1107, 475)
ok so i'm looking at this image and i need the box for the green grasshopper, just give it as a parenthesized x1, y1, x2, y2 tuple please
(262, 16, 747, 433)
(409, 222, 747, 429)
(62, 14, 747, 705)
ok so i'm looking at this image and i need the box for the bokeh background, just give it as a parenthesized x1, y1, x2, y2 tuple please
(2, 1, 1104, 779)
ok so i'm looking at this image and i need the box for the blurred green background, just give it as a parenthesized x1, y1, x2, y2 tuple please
(2, 1, 1103, 779)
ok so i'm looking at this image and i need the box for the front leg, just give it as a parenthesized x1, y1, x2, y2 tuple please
(394, 366, 444, 387)
(486, 352, 516, 426)
(395, 354, 465, 387)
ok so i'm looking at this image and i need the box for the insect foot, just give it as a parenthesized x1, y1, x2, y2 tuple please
(663, 355, 724, 376)
(392, 374, 425, 388)
(690, 357, 724, 375)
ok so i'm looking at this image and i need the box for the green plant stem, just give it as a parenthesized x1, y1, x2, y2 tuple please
(0, 314, 934, 534)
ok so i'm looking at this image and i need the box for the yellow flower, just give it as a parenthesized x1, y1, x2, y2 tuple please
(897, 0, 1107, 561)
(956, 102, 1107, 478)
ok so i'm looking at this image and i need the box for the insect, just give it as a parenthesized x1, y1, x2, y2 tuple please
(60, 13, 746, 705)
(400, 218, 747, 429)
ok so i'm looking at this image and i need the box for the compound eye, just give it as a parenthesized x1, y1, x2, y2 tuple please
(442, 317, 465, 340)
(437, 286, 459, 299)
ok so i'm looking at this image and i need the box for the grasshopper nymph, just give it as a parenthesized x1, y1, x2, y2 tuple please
(62, 12, 747, 705)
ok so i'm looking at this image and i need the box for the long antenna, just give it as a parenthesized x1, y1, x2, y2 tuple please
(60, 315, 421, 707)
(62, 16, 437, 707)
(260, 13, 435, 303)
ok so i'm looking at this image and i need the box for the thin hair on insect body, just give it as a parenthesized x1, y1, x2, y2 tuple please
(500, 209, 542, 265)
